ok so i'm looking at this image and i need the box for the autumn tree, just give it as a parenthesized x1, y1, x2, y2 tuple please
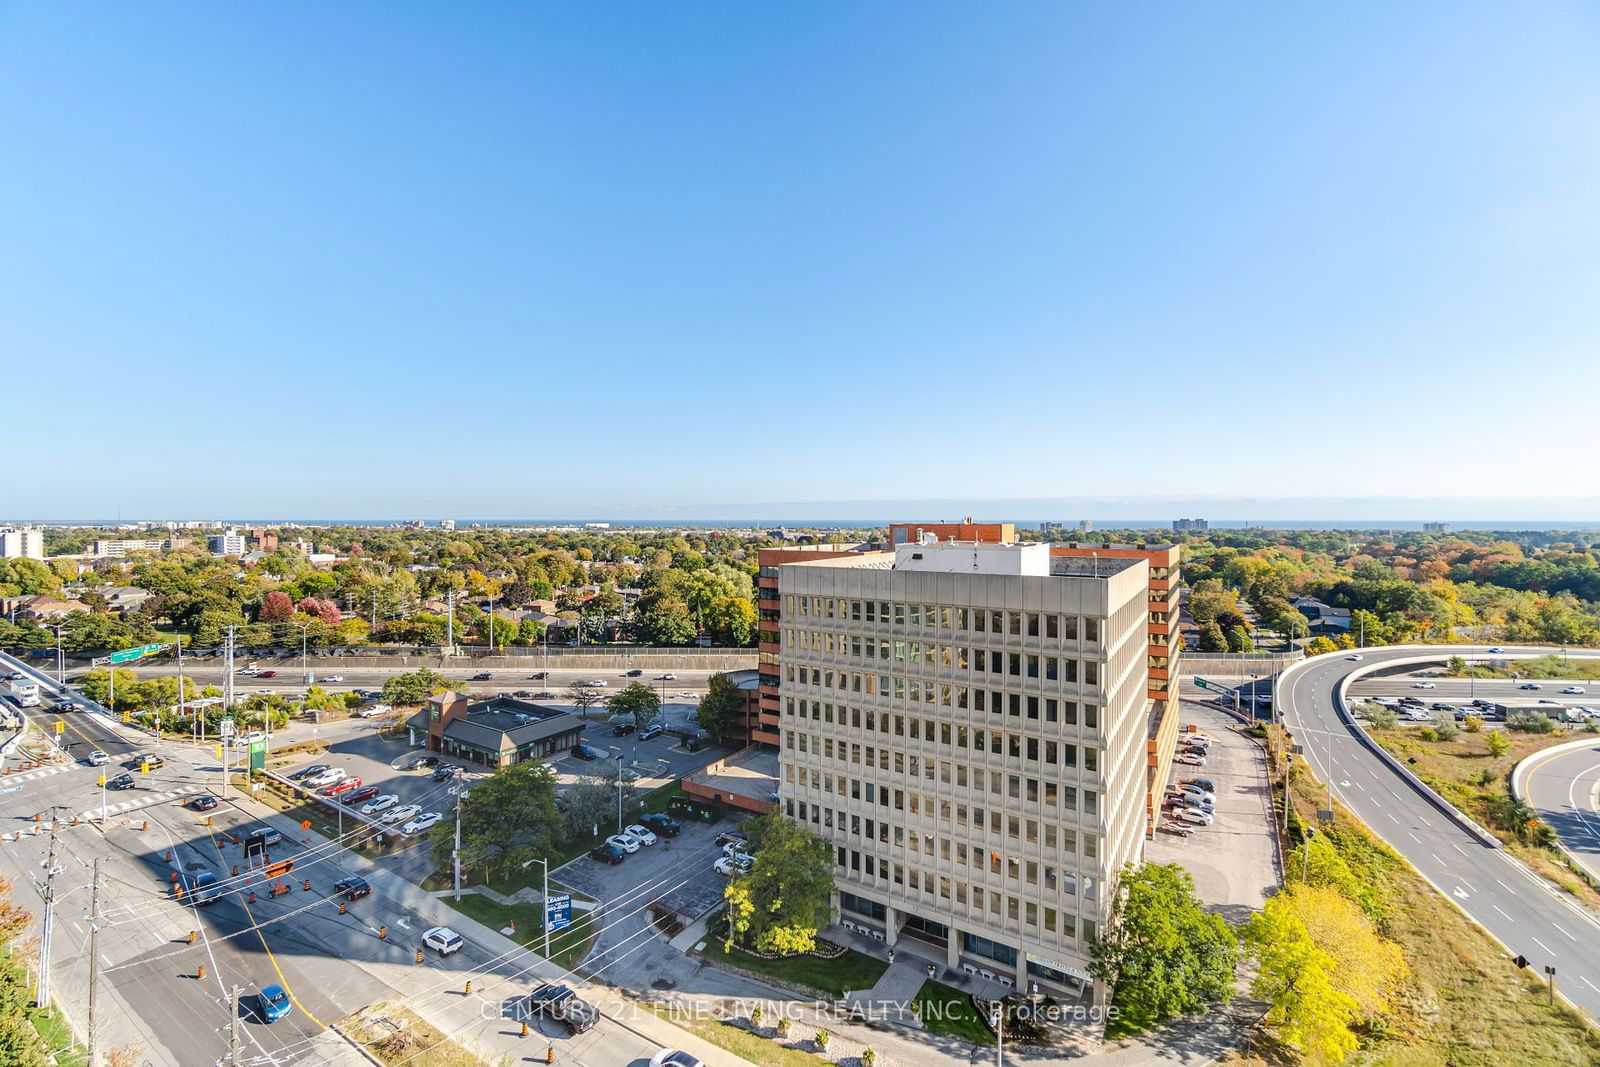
(259, 590, 294, 622)
(722, 814, 833, 955)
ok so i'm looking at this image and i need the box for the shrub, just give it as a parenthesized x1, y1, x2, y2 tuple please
(1462, 714, 1484, 733)
(1418, 727, 1439, 742)
(1433, 713, 1460, 741)
(1362, 704, 1398, 729)
(815, 1027, 830, 1052)
(1508, 711, 1557, 734)
(749, 1005, 762, 1029)
(1484, 731, 1511, 758)
(862, 1048, 877, 1066)
(776, 1017, 791, 1039)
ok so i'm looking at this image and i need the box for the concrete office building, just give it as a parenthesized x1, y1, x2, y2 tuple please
(209, 528, 247, 556)
(777, 536, 1150, 999)
(1172, 518, 1209, 532)
(0, 526, 44, 560)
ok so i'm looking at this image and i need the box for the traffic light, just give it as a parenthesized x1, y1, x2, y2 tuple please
(96, 775, 105, 787)
(54, 721, 64, 735)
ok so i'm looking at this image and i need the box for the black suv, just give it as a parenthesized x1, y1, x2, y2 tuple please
(431, 765, 462, 782)
(524, 984, 597, 1034)
(334, 877, 372, 901)
(107, 773, 135, 790)
(611, 722, 636, 736)
(470, 672, 492, 681)
(640, 813, 681, 838)
(571, 744, 600, 761)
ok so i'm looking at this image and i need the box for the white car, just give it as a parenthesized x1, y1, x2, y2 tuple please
(231, 730, 265, 748)
(361, 794, 399, 815)
(356, 704, 392, 718)
(656, 673, 677, 681)
(382, 804, 422, 825)
(422, 926, 463, 956)
(237, 667, 261, 676)
(624, 824, 657, 846)
(606, 833, 641, 854)
(677, 691, 696, 698)
(649, 1050, 704, 1067)
(1345, 653, 1363, 661)
(86, 750, 109, 766)
(714, 854, 754, 876)
(1177, 807, 1214, 826)
(1175, 752, 1207, 766)
(322, 675, 344, 683)
(1412, 682, 1436, 690)
(403, 812, 442, 835)
(1562, 686, 1586, 695)
(585, 679, 609, 687)
(306, 768, 346, 787)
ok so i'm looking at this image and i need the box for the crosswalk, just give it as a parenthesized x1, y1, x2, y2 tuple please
(76, 784, 205, 822)
(3, 764, 70, 784)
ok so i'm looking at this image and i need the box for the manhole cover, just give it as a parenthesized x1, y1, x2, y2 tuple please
(651, 978, 676, 990)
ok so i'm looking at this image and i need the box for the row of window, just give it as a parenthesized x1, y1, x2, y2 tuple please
(788, 786, 1102, 857)
(787, 757, 1103, 814)
(785, 723, 1103, 778)
(834, 844, 1100, 946)
(785, 669, 1108, 722)
(785, 596, 1103, 644)
(785, 693, 1103, 735)
(785, 632, 1104, 686)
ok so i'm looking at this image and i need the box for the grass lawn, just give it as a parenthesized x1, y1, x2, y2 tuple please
(640, 1003, 838, 1067)
(1448, 655, 1600, 682)
(441, 888, 597, 972)
(338, 1001, 483, 1067)
(1257, 727, 1600, 1066)
(914, 979, 994, 1045)
(705, 940, 887, 997)
(1367, 725, 1600, 909)
(1, 948, 88, 1067)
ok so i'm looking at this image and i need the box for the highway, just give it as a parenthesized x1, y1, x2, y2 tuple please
(1523, 743, 1600, 887)
(1280, 645, 1600, 1020)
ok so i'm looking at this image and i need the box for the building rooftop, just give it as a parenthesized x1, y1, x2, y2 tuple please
(685, 746, 779, 804)
(436, 693, 584, 751)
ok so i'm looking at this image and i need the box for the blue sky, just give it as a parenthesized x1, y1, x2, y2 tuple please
(3, 3, 1598, 520)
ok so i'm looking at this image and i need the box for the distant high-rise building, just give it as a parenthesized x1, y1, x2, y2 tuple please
(0, 526, 44, 560)
(439, 519, 456, 531)
(1422, 521, 1449, 533)
(209, 528, 246, 556)
(1171, 518, 1209, 532)
(1040, 521, 1064, 534)
(1077, 519, 1093, 533)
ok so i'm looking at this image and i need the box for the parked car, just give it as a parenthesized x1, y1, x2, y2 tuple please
(403, 812, 442, 835)
(640, 813, 680, 837)
(571, 744, 602, 761)
(1179, 776, 1215, 793)
(322, 777, 362, 797)
(382, 804, 422, 824)
(361, 794, 399, 815)
(306, 768, 346, 787)
(343, 786, 381, 806)
(524, 983, 597, 1034)
(589, 843, 625, 865)
(1175, 752, 1207, 766)
(289, 764, 330, 781)
(258, 983, 292, 1023)
(612, 722, 636, 736)
(1412, 681, 1436, 689)
(625, 823, 657, 846)
(1430, 702, 1456, 712)
(639, 724, 665, 741)
(607, 832, 642, 854)
(189, 795, 219, 812)
(356, 704, 392, 718)
(334, 877, 372, 901)
(422, 926, 463, 955)
(246, 826, 282, 847)
(406, 755, 440, 770)
(1177, 807, 1214, 826)
(714, 854, 754, 876)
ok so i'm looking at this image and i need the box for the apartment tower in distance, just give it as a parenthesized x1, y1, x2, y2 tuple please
(776, 534, 1150, 1000)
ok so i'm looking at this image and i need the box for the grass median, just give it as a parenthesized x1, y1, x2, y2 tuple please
(441, 889, 598, 972)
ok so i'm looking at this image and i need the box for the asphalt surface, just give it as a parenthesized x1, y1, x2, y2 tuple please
(1523, 744, 1600, 887)
(1281, 644, 1600, 1020)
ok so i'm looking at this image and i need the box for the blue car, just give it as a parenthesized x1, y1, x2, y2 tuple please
(258, 984, 292, 1023)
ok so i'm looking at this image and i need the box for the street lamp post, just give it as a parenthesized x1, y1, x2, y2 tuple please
(616, 755, 625, 832)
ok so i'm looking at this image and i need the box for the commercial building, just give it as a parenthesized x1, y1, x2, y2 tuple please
(209, 528, 247, 556)
(0, 527, 44, 560)
(418, 692, 585, 768)
(776, 536, 1150, 999)
(88, 537, 189, 558)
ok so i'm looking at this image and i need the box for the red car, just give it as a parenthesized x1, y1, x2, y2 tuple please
(258, 670, 278, 678)
(322, 776, 362, 797)
(342, 785, 381, 806)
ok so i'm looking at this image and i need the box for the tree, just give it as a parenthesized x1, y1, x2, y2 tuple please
(1089, 863, 1237, 1028)
(605, 683, 661, 729)
(516, 618, 546, 645)
(1243, 893, 1360, 1063)
(1484, 729, 1511, 758)
(704, 595, 757, 646)
(1196, 622, 1229, 653)
(722, 814, 834, 954)
(566, 681, 605, 715)
(1225, 625, 1255, 652)
(380, 668, 454, 706)
(77, 668, 140, 711)
(1187, 589, 1239, 628)
(259, 591, 294, 622)
(430, 763, 561, 883)
(698, 673, 744, 745)
(560, 779, 614, 841)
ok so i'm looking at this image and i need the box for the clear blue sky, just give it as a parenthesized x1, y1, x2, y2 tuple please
(4, 3, 1598, 519)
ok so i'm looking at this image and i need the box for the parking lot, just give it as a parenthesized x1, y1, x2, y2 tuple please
(553, 815, 736, 920)
(1146, 701, 1279, 919)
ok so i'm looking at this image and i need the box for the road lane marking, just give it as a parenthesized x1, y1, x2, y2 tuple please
(1555, 924, 1576, 941)
(1494, 905, 1513, 920)
(1533, 936, 1554, 954)
(1583, 977, 1600, 994)
(1459, 878, 1476, 893)
(1452, 843, 1467, 856)
(1407, 832, 1421, 843)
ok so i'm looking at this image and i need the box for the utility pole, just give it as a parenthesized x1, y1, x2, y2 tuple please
(224, 625, 236, 710)
(88, 859, 101, 1067)
(53, 625, 64, 686)
(446, 590, 455, 654)
(36, 810, 61, 1008)
(229, 985, 242, 1066)
(453, 789, 467, 901)
(177, 636, 186, 742)
(539, 857, 551, 960)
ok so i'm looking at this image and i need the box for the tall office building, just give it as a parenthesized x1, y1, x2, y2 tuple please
(209, 528, 247, 556)
(776, 536, 1150, 1000)
(0, 526, 44, 560)
(1171, 518, 1209, 532)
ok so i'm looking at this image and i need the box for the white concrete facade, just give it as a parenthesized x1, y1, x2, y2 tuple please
(0, 527, 44, 560)
(776, 546, 1149, 997)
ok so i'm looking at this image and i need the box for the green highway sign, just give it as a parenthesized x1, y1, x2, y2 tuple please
(1194, 677, 1213, 691)
(107, 643, 163, 665)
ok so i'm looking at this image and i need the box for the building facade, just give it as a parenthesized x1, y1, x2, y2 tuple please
(0, 527, 44, 560)
(1171, 518, 1209, 532)
(209, 529, 247, 556)
(776, 538, 1150, 998)
(756, 543, 870, 749)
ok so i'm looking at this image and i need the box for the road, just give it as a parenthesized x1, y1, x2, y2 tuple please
(0, 651, 689, 1066)
(1523, 743, 1600, 888)
(1280, 644, 1600, 1020)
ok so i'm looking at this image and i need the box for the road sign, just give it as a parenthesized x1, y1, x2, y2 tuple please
(107, 643, 163, 665)
(1194, 678, 1213, 691)
(249, 740, 266, 772)
(546, 893, 572, 933)
(219, 717, 235, 739)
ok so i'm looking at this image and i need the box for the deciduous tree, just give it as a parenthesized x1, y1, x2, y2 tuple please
(605, 683, 661, 729)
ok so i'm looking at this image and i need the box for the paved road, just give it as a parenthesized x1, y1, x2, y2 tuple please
(1523, 743, 1600, 887)
(1280, 644, 1600, 1020)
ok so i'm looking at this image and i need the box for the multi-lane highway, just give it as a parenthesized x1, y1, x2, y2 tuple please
(1522, 742, 1600, 888)
(1281, 645, 1600, 1019)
